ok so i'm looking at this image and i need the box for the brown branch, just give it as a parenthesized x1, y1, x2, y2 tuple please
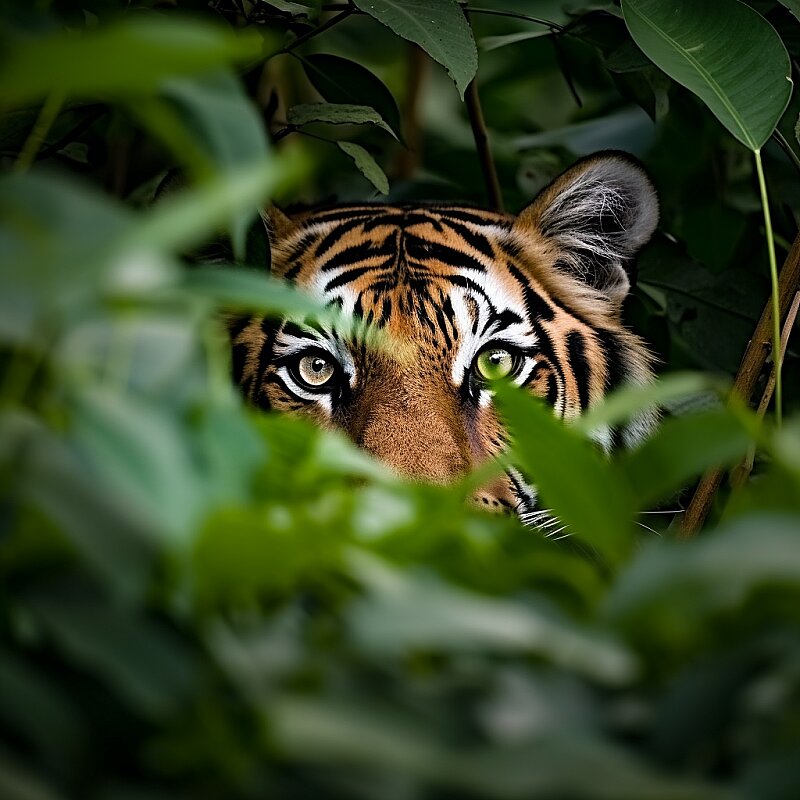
(465, 78, 503, 212)
(679, 232, 800, 538)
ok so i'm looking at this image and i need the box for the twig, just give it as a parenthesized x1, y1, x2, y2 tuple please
(463, 7, 564, 32)
(464, 78, 503, 211)
(772, 129, 800, 177)
(730, 290, 800, 488)
(680, 232, 800, 537)
(279, 8, 352, 54)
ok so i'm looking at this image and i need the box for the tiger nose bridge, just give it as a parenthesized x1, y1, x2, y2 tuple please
(354, 388, 469, 482)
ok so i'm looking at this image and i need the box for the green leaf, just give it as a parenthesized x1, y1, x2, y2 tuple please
(347, 552, 638, 684)
(1, 411, 155, 599)
(352, 0, 478, 98)
(605, 514, 800, 627)
(302, 54, 403, 140)
(26, 589, 198, 718)
(286, 102, 384, 127)
(617, 408, 757, 510)
(493, 383, 635, 562)
(621, 0, 792, 150)
(0, 18, 263, 109)
(574, 372, 725, 438)
(337, 142, 390, 195)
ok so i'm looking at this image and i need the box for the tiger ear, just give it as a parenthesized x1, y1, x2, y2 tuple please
(514, 152, 658, 304)
(259, 205, 295, 272)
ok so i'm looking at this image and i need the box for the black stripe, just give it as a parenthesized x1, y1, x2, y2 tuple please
(320, 238, 396, 273)
(324, 265, 379, 293)
(566, 331, 591, 411)
(506, 261, 555, 322)
(440, 219, 497, 262)
(405, 237, 483, 271)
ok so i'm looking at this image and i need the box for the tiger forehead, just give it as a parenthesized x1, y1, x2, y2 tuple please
(273, 204, 516, 284)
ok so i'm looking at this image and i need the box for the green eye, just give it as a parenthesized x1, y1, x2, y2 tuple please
(475, 348, 515, 380)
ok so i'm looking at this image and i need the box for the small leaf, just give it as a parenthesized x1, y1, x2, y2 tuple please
(287, 102, 383, 127)
(337, 142, 389, 194)
(621, 0, 792, 150)
(302, 54, 403, 140)
(352, 0, 478, 98)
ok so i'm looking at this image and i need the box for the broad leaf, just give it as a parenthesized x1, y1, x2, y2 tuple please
(352, 0, 478, 98)
(302, 54, 403, 140)
(337, 142, 390, 194)
(480, 31, 551, 52)
(621, 0, 792, 149)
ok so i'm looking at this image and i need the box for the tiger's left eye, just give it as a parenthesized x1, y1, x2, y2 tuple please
(475, 348, 515, 380)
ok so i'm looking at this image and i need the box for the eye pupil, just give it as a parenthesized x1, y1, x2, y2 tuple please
(311, 358, 326, 373)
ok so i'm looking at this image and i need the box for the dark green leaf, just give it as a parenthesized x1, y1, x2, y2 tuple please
(302, 54, 403, 140)
(287, 102, 384, 127)
(352, 0, 478, 98)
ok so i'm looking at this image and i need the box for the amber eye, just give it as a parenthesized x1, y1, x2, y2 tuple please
(475, 348, 515, 381)
(296, 353, 336, 388)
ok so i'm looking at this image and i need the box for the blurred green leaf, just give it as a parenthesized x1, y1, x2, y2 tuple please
(26, 589, 198, 718)
(0, 756, 65, 800)
(1, 411, 155, 599)
(494, 383, 635, 561)
(352, 0, 478, 98)
(337, 142, 389, 194)
(0, 18, 263, 109)
(347, 552, 638, 683)
(574, 372, 725, 437)
(605, 514, 800, 631)
(778, 0, 800, 24)
(621, 0, 792, 149)
(617, 407, 757, 509)
(302, 53, 403, 140)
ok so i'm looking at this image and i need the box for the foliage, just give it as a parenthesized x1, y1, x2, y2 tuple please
(1, 1, 800, 799)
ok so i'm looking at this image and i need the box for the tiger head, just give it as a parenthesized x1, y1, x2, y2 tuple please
(232, 152, 659, 517)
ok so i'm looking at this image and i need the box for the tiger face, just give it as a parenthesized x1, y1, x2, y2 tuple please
(231, 152, 659, 517)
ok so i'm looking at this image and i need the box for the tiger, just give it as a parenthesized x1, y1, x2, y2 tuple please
(230, 151, 660, 522)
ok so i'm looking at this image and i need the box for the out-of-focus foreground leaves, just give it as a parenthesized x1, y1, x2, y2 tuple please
(1, 1, 800, 799)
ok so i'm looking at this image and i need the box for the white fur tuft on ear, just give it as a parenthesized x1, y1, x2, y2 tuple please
(516, 152, 659, 303)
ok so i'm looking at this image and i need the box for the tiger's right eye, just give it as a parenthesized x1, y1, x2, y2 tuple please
(296, 353, 336, 388)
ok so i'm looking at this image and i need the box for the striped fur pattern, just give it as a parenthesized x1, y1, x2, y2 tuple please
(230, 152, 660, 519)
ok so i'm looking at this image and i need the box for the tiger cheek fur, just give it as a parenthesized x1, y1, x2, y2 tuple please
(230, 152, 660, 520)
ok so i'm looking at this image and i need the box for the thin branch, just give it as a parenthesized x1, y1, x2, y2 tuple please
(393, 43, 428, 180)
(279, 8, 353, 54)
(464, 7, 564, 32)
(680, 231, 800, 537)
(731, 289, 800, 488)
(465, 77, 503, 211)
(772, 128, 800, 177)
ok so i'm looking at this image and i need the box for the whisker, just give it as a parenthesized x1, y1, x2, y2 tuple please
(638, 509, 684, 515)
(635, 520, 661, 536)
